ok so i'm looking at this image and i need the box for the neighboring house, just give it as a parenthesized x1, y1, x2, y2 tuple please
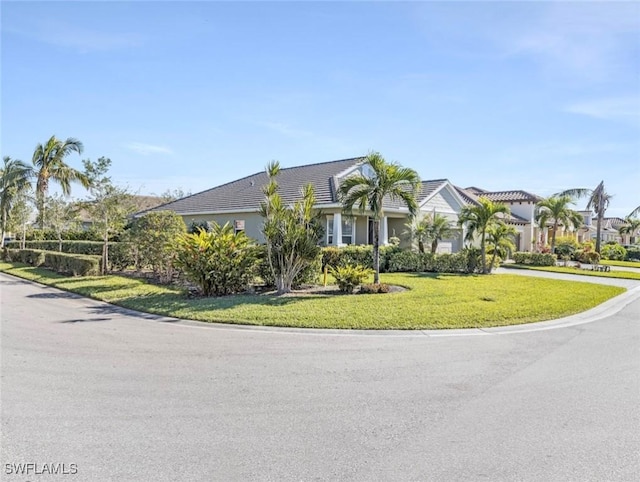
(574, 212, 623, 245)
(456, 187, 541, 252)
(77, 195, 166, 230)
(140, 157, 473, 253)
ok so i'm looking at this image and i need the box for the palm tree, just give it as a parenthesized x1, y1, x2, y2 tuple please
(486, 223, 517, 273)
(0, 156, 33, 247)
(629, 206, 640, 218)
(426, 213, 455, 254)
(557, 181, 611, 254)
(458, 197, 510, 274)
(405, 218, 428, 253)
(535, 195, 583, 254)
(619, 217, 640, 244)
(338, 152, 420, 284)
(32, 135, 90, 228)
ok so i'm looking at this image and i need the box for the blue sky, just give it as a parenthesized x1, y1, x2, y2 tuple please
(2, 1, 639, 218)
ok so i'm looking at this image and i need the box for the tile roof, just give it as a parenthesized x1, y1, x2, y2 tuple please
(143, 157, 364, 215)
(476, 190, 542, 203)
(382, 179, 448, 210)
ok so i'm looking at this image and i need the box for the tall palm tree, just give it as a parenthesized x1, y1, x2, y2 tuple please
(535, 195, 583, 253)
(0, 156, 33, 247)
(32, 135, 90, 228)
(338, 152, 420, 284)
(619, 217, 640, 244)
(486, 223, 517, 273)
(557, 181, 611, 254)
(458, 197, 510, 274)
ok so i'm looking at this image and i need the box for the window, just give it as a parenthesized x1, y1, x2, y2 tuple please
(342, 216, 353, 245)
(327, 216, 334, 245)
(234, 219, 245, 234)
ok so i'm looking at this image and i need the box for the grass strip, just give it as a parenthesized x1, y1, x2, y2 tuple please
(1, 262, 625, 330)
(601, 260, 640, 268)
(505, 264, 640, 280)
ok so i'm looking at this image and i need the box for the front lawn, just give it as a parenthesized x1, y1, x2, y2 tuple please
(601, 259, 640, 268)
(505, 264, 640, 280)
(1, 262, 625, 330)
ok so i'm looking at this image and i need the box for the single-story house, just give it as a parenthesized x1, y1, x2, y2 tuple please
(139, 157, 552, 253)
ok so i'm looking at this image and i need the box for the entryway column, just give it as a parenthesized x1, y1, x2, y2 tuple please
(381, 216, 389, 245)
(333, 212, 342, 246)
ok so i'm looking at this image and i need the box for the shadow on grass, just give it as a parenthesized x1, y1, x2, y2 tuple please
(400, 272, 481, 281)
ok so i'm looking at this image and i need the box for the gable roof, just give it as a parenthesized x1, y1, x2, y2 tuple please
(474, 190, 542, 203)
(143, 157, 364, 215)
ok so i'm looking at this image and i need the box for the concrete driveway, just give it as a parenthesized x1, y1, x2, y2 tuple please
(1, 272, 639, 481)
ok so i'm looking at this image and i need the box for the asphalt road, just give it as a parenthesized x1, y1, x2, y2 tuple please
(1, 272, 639, 481)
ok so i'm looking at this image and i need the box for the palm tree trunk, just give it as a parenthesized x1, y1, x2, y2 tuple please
(431, 240, 437, 254)
(0, 210, 6, 248)
(418, 240, 424, 253)
(596, 210, 603, 254)
(373, 220, 380, 284)
(490, 250, 498, 273)
(551, 222, 558, 253)
(481, 231, 487, 274)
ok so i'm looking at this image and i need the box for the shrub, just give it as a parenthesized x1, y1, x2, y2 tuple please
(107, 242, 134, 271)
(554, 236, 579, 258)
(5, 249, 100, 275)
(626, 247, 640, 261)
(129, 211, 186, 282)
(257, 245, 321, 288)
(330, 264, 373, 294)
(174, 223, 258, 296)
(513, 252, 557, 266)
(574, 249, 600, 264)
(387, 250, 424, 272)
(360, 283, 390, 294)
(43, 252, 101, 276)
(600, 243, 627, 261)
(321, 245, 401, 272)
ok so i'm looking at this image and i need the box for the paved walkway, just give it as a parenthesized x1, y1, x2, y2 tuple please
(496, 266, 640, 290)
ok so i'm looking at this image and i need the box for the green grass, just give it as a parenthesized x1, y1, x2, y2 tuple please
(0, 261, 625, 330)
(601, 259, 640, 268)
(505, 264, 640, 280)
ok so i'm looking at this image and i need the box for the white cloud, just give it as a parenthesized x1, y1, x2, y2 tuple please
(565, 96, 640, 125)
(125, 142, 174, 156)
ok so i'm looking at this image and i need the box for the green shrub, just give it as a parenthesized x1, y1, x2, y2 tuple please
(107, 242, 134, 271)
(600, 243, 627, 261)
(387, 250, 424, 272)
(360, 283, 390, 294)
(174, 223, 258, 296)
(330, 264, 373, 294)
(554, 236, 579, 257)
(513, 252, 557, 266)
(574, 249, 600, 264)
(5, 240, 103, 255)
(5, 249, 46, 267)
(321, 245, 400, 272)
(626, 247, 640, 261)
(5, 249, 100, 276)
(43, 252, 101, 276)
(257, 245, 321, 288)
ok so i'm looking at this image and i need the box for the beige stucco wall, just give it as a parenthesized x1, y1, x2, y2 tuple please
(181, 213, 266, 242)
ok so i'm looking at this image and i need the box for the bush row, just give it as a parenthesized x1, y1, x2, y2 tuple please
(4, 249, 101, 276)
(512, 252, 557, 266)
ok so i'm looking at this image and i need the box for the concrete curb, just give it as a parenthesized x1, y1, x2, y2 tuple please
(3, 271, 639, 338)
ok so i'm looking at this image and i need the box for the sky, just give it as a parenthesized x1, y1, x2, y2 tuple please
(2, 1, 639, 218)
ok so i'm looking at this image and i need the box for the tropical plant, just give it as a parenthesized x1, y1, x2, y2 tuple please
(535, 195, 583, 254)
(458, 197, 510, 274)
(0, 156, 33, 247)
(43, 194, 81, 252)
(32, 135, 90, 228)
(338, 152, 420, 283)
(557, 181, 611, 254)
(330, 264, 373, 294)
(406, 212, 456, 254)
(600, 243, 627, 261)
(618, 216, 640, 244)
(260, 161, 324, 295)
(174, 223, 258, 296)
(486, 223, 517, 272)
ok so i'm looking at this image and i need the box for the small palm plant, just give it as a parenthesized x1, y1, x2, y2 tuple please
(486, 223, 517, 272)
(535, 195, 583, 254)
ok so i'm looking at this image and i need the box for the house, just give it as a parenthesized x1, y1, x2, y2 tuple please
(140, 157, 546, 254)
(576, 213, 624, 245)
(142, 158, 478, 252)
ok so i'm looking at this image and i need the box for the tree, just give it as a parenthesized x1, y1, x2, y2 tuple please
(128, 211, 186, 282)
(338, 152, 420, 283)
(458, 197, 510, 274)
(619, 217, 640, 244)
(629, 206, 640, 218)
(32, 135, 90, 228)
(44, 194, 81, 252)
(5, 188, 34, 249)
(260, 161, 324, 295)
(534, 195, 583, 254)
(557, 181, 611, 254)
(426, 213, 455, 254)
(82, 157, 136, 274)
(486, 223, 517, 272)
(0, 156, 33, 247)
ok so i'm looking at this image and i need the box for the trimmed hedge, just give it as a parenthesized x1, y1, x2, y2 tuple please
(321, 245, 401, 272)
(627, 247, 640, 261)
(513, 252, 557, 266)
(5, 249, 101, 276)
